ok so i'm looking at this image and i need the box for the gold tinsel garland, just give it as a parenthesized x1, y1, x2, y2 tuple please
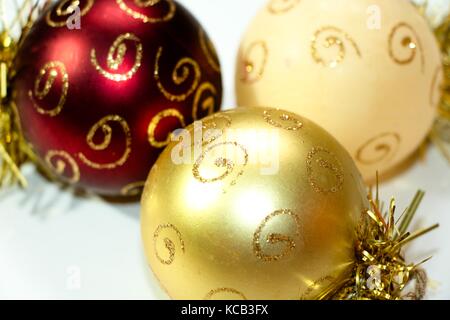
(436, 18, 450, 116)
(412, 1, 450, 162)
(0, 26, 24, 186)
(332, 182, 438, 300)
(0, 0, 51, 188)
(431, 12, 450, 162)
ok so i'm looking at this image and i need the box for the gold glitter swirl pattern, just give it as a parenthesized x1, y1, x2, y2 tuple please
(196, 114, 233, 146)
(300, 275, 336, 300)
(45, 150, 80, 184)
(29, 61, 69, 117)
(263, 109, 303, 131)
(154, 47, 201, 102)
(193, 82, 218, 121)
(201, 114, 232, 132)
(311, 26, 361, 68)
(116, 0, 176, 23)
(204, 288, 247, 300)
(430, 66, 444, 108)
(306, 147, 344, 194)
(46, 0, 94, 27)
(153, 224, 185, 265)
(240, 41, 268, 83)
(199, 28, 220, 73)
(121, 181, 146, 196)
(253, 209, 302, 262)
(388, 22, 425, 72)
(356, 132, 401, 166)
(90, 33, 143, 82)
(192, 141, 248, 190)
(148, 109, 186, 148)
(267, 0, 301, 14)
(78, 115, 132, 170)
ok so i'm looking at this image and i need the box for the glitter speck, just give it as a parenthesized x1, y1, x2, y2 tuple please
(402, 37, 416, 49)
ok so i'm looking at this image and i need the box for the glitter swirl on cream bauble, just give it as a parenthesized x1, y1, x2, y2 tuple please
(236, 0, 443, 182)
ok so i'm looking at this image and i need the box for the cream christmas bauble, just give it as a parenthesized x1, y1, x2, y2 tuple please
(236, 0, 443, 182)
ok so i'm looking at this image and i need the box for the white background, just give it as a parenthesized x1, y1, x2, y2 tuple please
(0, 0, 449, 300)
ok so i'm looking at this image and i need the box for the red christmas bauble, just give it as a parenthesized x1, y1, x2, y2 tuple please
(14, 0, 222, 196)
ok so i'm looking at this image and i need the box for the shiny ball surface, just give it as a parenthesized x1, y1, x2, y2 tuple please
(236, 0, 442, 182)
(14, 0, 222, 196)
(141, 106, 368, 300)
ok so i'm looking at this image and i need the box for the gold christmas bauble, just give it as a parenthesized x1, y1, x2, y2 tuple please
(141, 106, 368, 300)
(236, 0, 443, 182)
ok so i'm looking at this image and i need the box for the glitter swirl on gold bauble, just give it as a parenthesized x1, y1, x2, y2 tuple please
(141, 106, 368, 300)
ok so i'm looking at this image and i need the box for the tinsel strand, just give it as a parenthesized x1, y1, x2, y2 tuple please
(0, 0, 50, 188)
(431, 13, 450, 162)
(332, 183, 438, 300)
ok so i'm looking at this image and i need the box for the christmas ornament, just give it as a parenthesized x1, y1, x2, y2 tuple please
(10, 0, 222, 196)
(141, 106, 438, 300)
(235, 0, 442, 183)
(141, 106, 369, 300)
